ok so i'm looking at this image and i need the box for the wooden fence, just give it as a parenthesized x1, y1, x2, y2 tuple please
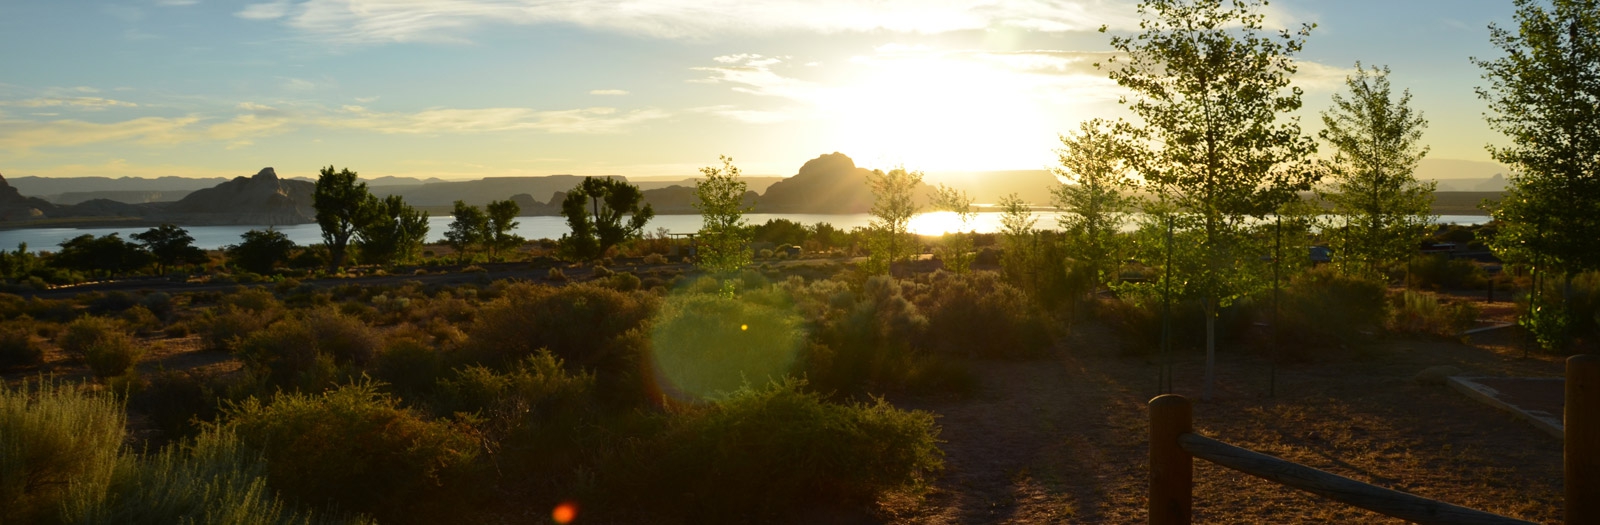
(1149, 354, 1598, 525)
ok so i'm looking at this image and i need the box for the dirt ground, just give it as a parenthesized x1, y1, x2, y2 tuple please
(881, 322, 1567, 524)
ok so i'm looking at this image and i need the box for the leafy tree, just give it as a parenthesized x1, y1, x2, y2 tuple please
(444, 201, 488, 264)
(997, 193, 1039, 287)
(484, 199, 524, 260)
(559, 177, 655, 261)
(132, 224, 208, 275)
(694, 156, 752, 275)
(0, 243, 39, 281)
(53, 234, 152, 277)
(1052, 118, 1137, 290)
(752, 219, 808, 246)
(930, 184, 976, 274)
(1104, 0, 1320, 399)
(226, 229, 295, 274)
(313, 166, 372, 271)
(1474, 0, 1600, 350)
(864, 167, 923, 275)
(1318, 63, 1435, 281)
(355, 195, 429, 265)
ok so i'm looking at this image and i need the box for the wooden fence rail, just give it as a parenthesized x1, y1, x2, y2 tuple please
(1149, 354, 1599, 525)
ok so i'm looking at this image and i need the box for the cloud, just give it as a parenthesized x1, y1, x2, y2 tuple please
(589, 89, 629, 96)
(324, 105, 669, 134)
(0, 115, 201, 151)
(0, 97, 139, 109)
(1293, 60, 1360, 92)
(155, 0, 201, 6)
(237, 0, 1141, 44)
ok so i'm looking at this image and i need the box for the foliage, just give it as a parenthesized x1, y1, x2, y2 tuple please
(1104, 0, 1320, 398)
(443, 201, 488, 264)
(313, 166, 371, 270)
(864, 167, 923, 274)
(1319, 63, 1436, 279)
(997, 193, 1039, 287)
(0, 243, 40, 282)
(560, 177, 656, 261)
(1404, 254, 1487, 290)
(58, 316, 143, 380)
(751, 218, 809, 246)
(602, 380, 941, 522)
(55, 234, 153, 277)
(1052, 118, 1136, 291)
(649, 294, 806, 400)
(929, 185, 977, 274)
(1390, 290, 1481, 337)
(234, 308, 382, 391)
(355, 195, 429, 266)
(0, 379, 124, 524)
(0, 325, 43, 370)
(695, 156, 754, 275)
(466, 283, 657, 399)
(224, 383, 480, 523)
(913, 271, 1050, 359)
(133, 224, 209, 275)
(1269, 266, 1388, 353)
(1475, 0, 1600, 277)
(226, 230, 295, 275)
(483, 199, 524, 260)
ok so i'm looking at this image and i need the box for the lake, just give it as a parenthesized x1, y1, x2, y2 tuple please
(0, 213, 1492, 252)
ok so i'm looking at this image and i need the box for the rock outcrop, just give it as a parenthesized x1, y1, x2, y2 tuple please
(0, 172, 58, 221)
(159, 168, 315, 225)
(754, 152, 928, 213)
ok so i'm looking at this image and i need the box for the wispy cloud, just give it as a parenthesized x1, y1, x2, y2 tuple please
(326, 105, 668, 134)
(589, 89, 629, 96)
(0, 97, 139, 109)
(0, 115, 201, 151)
(236, 0, 1140, 44)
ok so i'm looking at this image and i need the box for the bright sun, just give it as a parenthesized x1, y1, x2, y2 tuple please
(822, 50, 1067, 172)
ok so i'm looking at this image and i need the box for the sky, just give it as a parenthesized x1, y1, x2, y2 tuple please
(0, 0, 1523, 181)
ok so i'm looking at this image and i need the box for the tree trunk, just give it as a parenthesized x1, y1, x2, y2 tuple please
(1204, 296, 1217, 401)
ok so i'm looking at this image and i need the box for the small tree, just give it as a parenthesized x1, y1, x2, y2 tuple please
(444, 201, 488, 264)
(559, 177, 654, 261)
(133, 224, 208, 275)
(1105, 0, 1321, 400)
(1319, 63, 1435, 281)
(1052, 118, 1137, 291)
(864, 167, 923, 275)
(313, 166, 372, 271)
(227, 229, 295, 274)
(355, 195, 429, 266)
(484, 199, 524, 260)
(997, 193, 1038, 288)
(694, 156, 752, 275)
(930, 184, 976, 274)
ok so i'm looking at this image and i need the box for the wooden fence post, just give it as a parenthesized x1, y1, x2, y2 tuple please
(1569, 354, 1599, 525)
(1150, 394, 1193, 525)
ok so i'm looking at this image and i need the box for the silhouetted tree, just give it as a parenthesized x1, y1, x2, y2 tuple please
(54, 234, 152, 277)
(444, 201, 488, 264)
(1052, 118, 1137, 291)
(930, 184, 976, 274)
(313, 165, 371, 271)
(133, 224, 209, 275)
(1104, 0, 1320, 399)
(1319, 64, 1434, 281)
(484, 199, 524, 260)
(694, 156, 752, 275)
(864, 167, 922, 274)
(560, 177, 654, 261)
(355, 195, 429, 265)
(226, 229, 295, 274)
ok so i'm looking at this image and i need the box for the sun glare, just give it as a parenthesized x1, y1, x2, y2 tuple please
(823, 50, 1065, 172)
(908, 211, 968, 236)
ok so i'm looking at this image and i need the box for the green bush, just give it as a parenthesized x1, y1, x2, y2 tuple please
(791, 276, 953, 395)
(0, 325, 44, 370)
(602, 380, 942, 521)
(912, 271, 1049, 359)
(131, 368, 230, 443)
(373, 335, 446, 399)
(649, 295, 805, 401)
(1, 379, 124, 524)
(58, 316, 143, 380)
(235, 308, 381, 390)
(64, 428, 372, 525)
(434, 350, 594, 421)
(466, 283, 657, 374)
(1390, 290, 1480, 337)
(193, 305, 275, 352)
(607, 271, 642, 292)
(1405, 254, 1486, 290)
(1267, 266, 1388, 354)
(224, 383, 482, 524)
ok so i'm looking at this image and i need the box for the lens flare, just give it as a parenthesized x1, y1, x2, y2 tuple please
(649, 294, 803, 402)
(552, 501, 578, 524)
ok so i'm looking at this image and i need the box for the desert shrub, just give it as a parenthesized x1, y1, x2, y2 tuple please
(193, 305, 274, 352)
(1390, 290, 1480, 337)
(1405, 254, 1486, 290)
(466, 283, 657, 376)
(592, 265, 615, 278)
(434, 350, 594, 423)
(138, 291, 173, 320)
(0, 325, 44, 370)
(1266, 266, 1388, 354)
(121, 304, 163, 336)
(220, 287, 281, 313)
(649, 295, 806, 401)
(26, 297, 80, 322)
(642, 253, 668, 265)
(912, 271, 1050, 359)
(131, 368, 231, 443)
(58, 316, 143, 379)
(224, 383, 482, 524)
(86, 290, 139, 315)
(0, 379, 124, 524)
(234, 308, 381, 390)
(64, 428, 371, 525)
(601, 380, 942, 522)
(546, 267, 566, 281)
(373, 336, 447, 399)
(794, 276, 946, 395)
(607, 271, 642, 292)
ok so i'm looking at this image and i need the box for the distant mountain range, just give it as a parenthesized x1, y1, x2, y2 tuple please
(0, 156, 1512, 227)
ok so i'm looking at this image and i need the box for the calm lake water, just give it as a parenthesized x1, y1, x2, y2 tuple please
(0, 213, 1491, 252)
